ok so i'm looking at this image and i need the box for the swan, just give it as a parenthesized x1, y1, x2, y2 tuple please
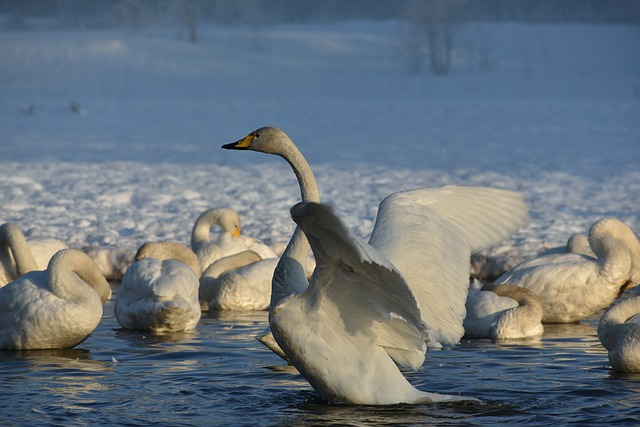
(191, 207, 277, 271)
(463, 283, 543, 340)
(200, 250, 277, 311)
(540, 233, 594, 257)
(223, 126, 528, 404)
(115, 242, 202, 333)
(598, 295, 640, 373)
(81, 245, 136, 281)
(0, 223, 39, 287)
(0, 249, 111, 350)
(496, 218, 640, 323)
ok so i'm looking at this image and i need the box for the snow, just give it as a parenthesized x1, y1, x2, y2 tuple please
(0, 20, 638, 278)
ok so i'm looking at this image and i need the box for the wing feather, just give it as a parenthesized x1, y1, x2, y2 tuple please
(368, 186, 528, 346)
(291, 201, 428, 369)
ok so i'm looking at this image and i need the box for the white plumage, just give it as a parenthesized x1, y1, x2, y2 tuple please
(464, 282, 543, 340)
(0, 249, 111, 350)
(496, 218, 640, 322)
(191, 207, 277, 272)
(598, 295, 640, 373)
(115, 242, 202, 333)
(200, 250, 276, 311)
(223, 126, 528, 404)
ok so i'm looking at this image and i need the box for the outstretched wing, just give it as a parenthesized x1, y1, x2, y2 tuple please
(368, 186, 528, 346)
(291, 201, 429, 369)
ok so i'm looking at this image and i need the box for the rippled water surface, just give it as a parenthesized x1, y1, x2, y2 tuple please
(2, 283, 640, 426)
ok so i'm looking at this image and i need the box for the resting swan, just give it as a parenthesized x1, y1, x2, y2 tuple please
(191, 207, 277, 271)
(0, 249, 111, 350)
(496, 218, 640, 323)
(223, 126, 528, 404)
(0, 223, 39, 287)
(598, 295, 640, 373)
(464, 283, 543, 340)
(200, 250, 276, 311)
(115, 242, 202, 333)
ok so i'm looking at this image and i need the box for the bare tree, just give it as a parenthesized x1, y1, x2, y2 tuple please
(403, 0, 466, 75)
(175, 0, 202, 43)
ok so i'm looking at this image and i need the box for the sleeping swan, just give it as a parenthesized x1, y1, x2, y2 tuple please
(223, 126, 528, 404)
(464, 282, 543, 340)
(191, 207, 277, 272)
(598, 295, 640, 373)
(0, 249, 111, 350)
(115, 242, 202, 333)
(200, 250, 277, 311)
(496, 218, 640, 323)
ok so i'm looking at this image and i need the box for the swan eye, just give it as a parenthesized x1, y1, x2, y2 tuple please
(253, 132, 260, 138)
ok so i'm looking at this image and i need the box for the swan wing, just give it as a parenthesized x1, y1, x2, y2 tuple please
(368, 186, 528, 346)
(291, 201, 428, 369)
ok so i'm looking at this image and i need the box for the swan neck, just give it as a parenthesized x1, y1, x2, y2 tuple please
(598, 297, 640, 347)
(281, 144, 320, 203)
(48, 250, 111, 304)
(191, 209, 224, 247)
(204, 250, 261, 278)
(271, 142, 320, 306)
(0, 223, 39, 277)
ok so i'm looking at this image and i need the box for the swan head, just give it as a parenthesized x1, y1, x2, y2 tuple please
(194, 208, 242, 237)
(222, 127, 291, 156)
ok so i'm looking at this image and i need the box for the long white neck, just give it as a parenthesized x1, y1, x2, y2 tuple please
(271, 141, 320, 306)
(203, 250, 261, 279)
(191, 209, 228, 248)
(598, 296, 640, 349)
(0, 223, 39, 279)
(590, 218, 640, 285)
(48, 249, 112, 304)
(484, 284, 543, 334)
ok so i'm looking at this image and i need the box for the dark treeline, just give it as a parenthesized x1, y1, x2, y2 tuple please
(1, 0, 639, 29)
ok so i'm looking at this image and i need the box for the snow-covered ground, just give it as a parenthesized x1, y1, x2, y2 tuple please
(0, 20, 638, 278)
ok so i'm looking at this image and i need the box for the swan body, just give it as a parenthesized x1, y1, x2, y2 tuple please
(0, 249, 111, 350)
(464, 283, 543, 339)
(598, 296, 640, 372)
(200, 250, 277, 311)
(223, 126, 527, 404)
(191, 208, 277, 271)
(0, 223, 39, 286)
(496, 218, 640, 323)
(82, 246, 136, 281)
(115, 242, 201, 333)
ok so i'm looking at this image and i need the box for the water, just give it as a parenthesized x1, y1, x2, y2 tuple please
(2, 283, 639, 426)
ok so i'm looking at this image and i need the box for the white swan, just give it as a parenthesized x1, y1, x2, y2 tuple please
(540, 233, 594, 257)
(598, 295, 640, 373)
(464, 283, 543, 340)
(191, 207, 277, 271)
(0, 223, 39, 287)
(115, 242, 202, 333)
(496, 218, 640, 323)
(223, 126, 528, 404)
(200, 250, 277, 311)
(81, 245, 136, 281)
(0, 249, 111, 350)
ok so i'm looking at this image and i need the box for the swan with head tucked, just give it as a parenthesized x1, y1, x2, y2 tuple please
(496, 218, 640, 323)
(0, 249, 111, 350)
(223, 126, 528, 404)
(598, 295, 640, 373)
(0, 223, 39, 287)
(464, 282, 543, 340)
(200, 250, 277, 311)
(191, 207, 277, 272)
(115, 242, 202, 333)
